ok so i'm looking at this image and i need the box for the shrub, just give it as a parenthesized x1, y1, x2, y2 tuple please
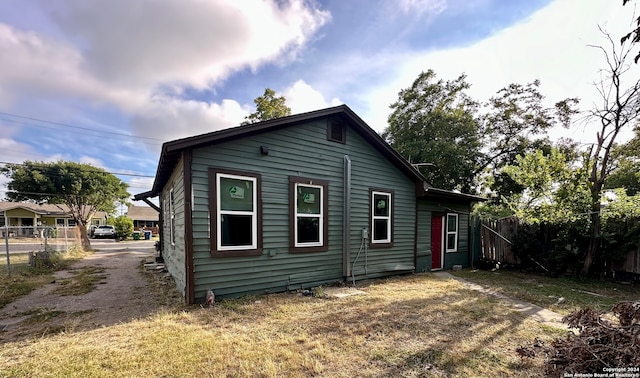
(112, 215, 134, 240)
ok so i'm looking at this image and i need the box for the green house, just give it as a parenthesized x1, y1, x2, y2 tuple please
(136, 105, 483, 304)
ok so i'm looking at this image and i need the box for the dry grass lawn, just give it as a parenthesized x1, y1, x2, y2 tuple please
(451, 269, 640, 315)
(0, 274, 565, 377)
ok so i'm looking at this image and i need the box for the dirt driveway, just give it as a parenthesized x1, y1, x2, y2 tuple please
(0, 241, 178, 343)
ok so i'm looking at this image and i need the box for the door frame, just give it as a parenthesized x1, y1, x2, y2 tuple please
(431, 214, 445, 271)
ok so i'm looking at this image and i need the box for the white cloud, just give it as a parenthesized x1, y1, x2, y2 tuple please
(398, 0, 446, 16)
(48, 0, 330, 91)
(283, 80, 342, 114)
(0, 0, 330, 119)
(131, 96, 247, 149)
(357, 0, 635, 141)
(79, 156, 105, 168)
(0, 137, 38, 164)
(0, 23, 150, 110)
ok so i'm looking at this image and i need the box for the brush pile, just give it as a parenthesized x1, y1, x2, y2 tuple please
(517, 301, 640, 376)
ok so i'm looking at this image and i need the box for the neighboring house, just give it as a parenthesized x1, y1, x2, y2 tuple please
(126, 205, 159, 234)
(0, 201, 108, 236)
(135, 105, 484, 304)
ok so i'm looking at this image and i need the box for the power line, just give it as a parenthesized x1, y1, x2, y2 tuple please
(0, 190, 143, 198)
(0, 111, 165, 142)
(0, 161, 155, 178)
(0, 117, 164, 147)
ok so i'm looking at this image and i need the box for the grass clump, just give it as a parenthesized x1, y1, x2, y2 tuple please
(0, 248, 91, 308)
(52, 267, 107, 296)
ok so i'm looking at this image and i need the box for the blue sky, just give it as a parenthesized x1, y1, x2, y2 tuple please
(0, 0, 634, 202)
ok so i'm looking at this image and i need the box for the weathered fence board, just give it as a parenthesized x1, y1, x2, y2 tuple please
(479, 218, 520, 265)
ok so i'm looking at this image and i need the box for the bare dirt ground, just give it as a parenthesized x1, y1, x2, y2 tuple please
(0, 241, 180, 344)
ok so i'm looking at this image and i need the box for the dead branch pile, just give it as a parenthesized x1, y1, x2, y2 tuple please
(517, 302, 640, 376)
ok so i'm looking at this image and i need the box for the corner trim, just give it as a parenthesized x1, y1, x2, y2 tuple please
(183, 150, 195, 305)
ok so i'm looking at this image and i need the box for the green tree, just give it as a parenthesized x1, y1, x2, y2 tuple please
(606, 126, 640, 195)
(502, 148, 591, 224)
(384, 70, 482, 192)
(385, 70, 577, 194)
(111, 215, 134, 240)
(581, 29, 640, 275)
(241, 88, 291, 125)
(1, 161, 130, 250)
(479, 81, 578, 177)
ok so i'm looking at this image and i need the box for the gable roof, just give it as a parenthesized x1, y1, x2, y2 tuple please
(137, 105, 426, 199)
(126, 205, 159, 221)
(0, 201, 109, 218)
(0, 201, 67, 215)
(136, 104, 485, 203)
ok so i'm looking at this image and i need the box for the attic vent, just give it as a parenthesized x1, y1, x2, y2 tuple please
(327, 118, 346, 144)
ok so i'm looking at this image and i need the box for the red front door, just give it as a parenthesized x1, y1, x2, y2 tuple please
(431, 215, 443, 270)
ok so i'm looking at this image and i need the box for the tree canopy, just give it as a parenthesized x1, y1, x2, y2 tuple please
(242, 88, 292, 125)
(384, 70, 575, 194)
(384, 70, 482, 192)
(1, 161, 130, 250)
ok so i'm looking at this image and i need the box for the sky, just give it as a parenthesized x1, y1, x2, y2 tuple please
(0, 0, 636, 204)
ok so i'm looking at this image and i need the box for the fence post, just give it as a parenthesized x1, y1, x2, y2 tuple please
(4, 224, 10, 277)
(63, 226, 68, 251)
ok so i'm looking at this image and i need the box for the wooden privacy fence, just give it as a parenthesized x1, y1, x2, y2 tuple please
(479, 218, 520, 265)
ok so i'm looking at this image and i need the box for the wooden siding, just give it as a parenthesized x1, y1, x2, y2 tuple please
(416, 199, 471, 271)
(190, 118, 416, 299)
(160, 156, 187, 298)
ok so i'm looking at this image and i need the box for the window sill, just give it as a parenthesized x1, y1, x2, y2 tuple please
(210, 248, 263, 258)
(289, 245, 328, 253)
(369, 242, 393, 249)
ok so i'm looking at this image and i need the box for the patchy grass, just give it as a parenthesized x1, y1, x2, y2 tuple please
(451, 269, 640, 315)
(0, 274, 565, 377)
(20, 309, 66, 324)
(0, 249, 90, 308)
(52, 267, 107, 296)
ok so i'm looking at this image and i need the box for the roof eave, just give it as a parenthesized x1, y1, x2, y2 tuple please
(138, 105, 430, 199)
(421, 187, 486, 202)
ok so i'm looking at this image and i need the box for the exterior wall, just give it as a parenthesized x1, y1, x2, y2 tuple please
(415, 200, 431, 273)
(40, 217, 57, 226)
(6, 208, 37, 219)
(416, 199, 471, 271)
(160, 156, 187, 299)
(190, 118, 416, 299)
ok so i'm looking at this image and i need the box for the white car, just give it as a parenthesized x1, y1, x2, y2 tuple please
(93, 225, 116, 239)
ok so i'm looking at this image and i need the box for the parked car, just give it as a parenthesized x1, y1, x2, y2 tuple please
(93, 225, 116, 239)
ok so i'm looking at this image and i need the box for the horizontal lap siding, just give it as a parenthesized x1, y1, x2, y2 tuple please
(415, 200, 432, 272)
(191, 120, 345, 299)
(417, 199, 471, 270)
(348, 148, 416, 280)
(161, 157, 187, 298)
(190, 119, 417, 299)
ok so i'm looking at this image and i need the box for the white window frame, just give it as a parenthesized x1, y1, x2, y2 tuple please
(446, 213, 458, 252)
(294, 182, 324, 247)
(216, 173, 257, 251)
(371, 191, 392, 244)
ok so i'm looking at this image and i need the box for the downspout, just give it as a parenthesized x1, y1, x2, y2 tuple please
(141, 198, 163, 262)
(343, 155, 351, 278)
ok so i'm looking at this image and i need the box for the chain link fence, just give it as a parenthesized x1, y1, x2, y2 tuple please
(2, 225, 84, 274)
